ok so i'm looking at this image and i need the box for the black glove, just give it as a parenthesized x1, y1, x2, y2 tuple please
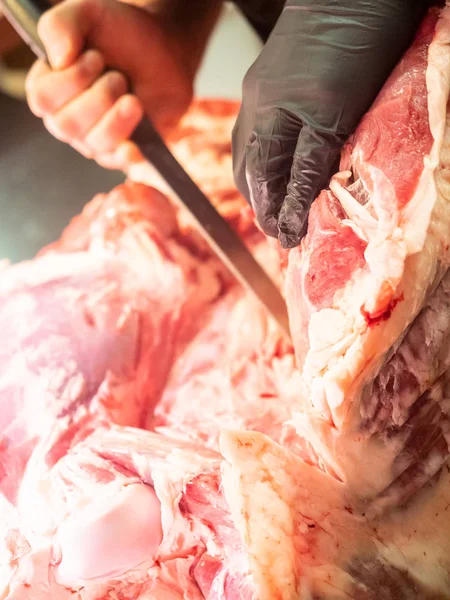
(231, 0, 285, 42)
(232, 0, 427, 249)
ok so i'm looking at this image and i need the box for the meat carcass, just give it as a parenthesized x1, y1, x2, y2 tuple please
(5, 426, 260, 599)
(286, 5, 450, 506)
(2, 5, 450, 600)
(220, 430, 450, 599)
(10, 426, 450, 599)
(152, 287, 307, 454)
(0, 101, 307, 598)
(0, 181, 223, 503)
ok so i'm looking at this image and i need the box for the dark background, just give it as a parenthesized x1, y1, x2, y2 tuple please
(0, 91, 123, 263)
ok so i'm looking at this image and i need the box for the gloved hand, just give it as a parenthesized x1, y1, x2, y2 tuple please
(232, 0, 427, 248)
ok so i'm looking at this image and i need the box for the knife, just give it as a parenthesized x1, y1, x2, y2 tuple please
(0, 0, 291, 338)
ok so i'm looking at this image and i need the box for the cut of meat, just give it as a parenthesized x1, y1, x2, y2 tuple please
(292, 266, 450, 507)
(286, 6, 450, 502)
(0, 182, 223, 504)
(7, 426, 258, 599)
(347, 13, 435, 212)
(220, 430, 450, 599)
(0, 103, 310, 599)
(2, 6, 450, 599)
(288, 7, 450, 399)
(152, 286, 308, 456)
(6, 427, 450, 599)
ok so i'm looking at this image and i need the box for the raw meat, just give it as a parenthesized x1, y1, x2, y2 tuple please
(0, 103, 304, 599)
(0, 182, 223, 503)
(152, 287, 305, 453)
(286, 6, 450, 504)
(128, 100, 254, 235)
(7, 426, 256, 599)
(220, 429, 450, 599)
(2, 5, 450, 600)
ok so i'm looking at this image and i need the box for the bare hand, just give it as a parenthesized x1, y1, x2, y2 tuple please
(26, 0, 197, 169)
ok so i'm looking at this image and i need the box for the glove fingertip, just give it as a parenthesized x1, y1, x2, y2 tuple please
(256, 213, 279, 238)
(277, 196, 309, 249)
(278, 229, 303, 250)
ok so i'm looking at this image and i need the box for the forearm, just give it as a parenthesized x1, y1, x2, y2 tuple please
(145, 0, 224, 75)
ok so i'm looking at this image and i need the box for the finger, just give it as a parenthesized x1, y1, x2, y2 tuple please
(26, 50, 104, 118)
(69, 138, 95, 160)
(114, 141, 143, 167)
(277, 126, 341, 249)
(44, 71, 127, 144)
(244, 109, 301, 238)
(38, 0, 104, 69)
(76, 139, 142, 170)
(84, 94, 143, 153)
(95, 140, 144, 171)
(232, 102, 253, 203)
(232, 60, 259, 203)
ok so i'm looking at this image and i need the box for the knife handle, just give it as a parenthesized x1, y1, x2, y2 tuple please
(0, 0, 50, 61)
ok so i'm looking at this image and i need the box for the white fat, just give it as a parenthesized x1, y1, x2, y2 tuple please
(54, 483, 162, 588)
(307, 309, 352, 354)
(220, 431, 298, 600)
(330, 178, 377, 242)
(295, 5, 450, 438)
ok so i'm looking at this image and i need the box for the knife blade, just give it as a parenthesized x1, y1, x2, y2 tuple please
(0, 0, 291, 337)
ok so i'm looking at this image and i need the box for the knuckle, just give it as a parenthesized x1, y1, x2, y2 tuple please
(96, 153, 117, 170)
(29, 85, 52, 116)
(27, 100, 42, 118)
(84, 127, 109, 153)
(72, 63, 95, 89)
(25, 74, 36, 103)
(26, 66, 52, 117)
(26, 92, 41, 117)
(53, 113, 83, 140)
(25, 60, 42, 87)
(43, 117, 67, 143)
(37, 9, 61, 40)
(100, 72, 127, 104)
(72, 141, 94, 159)
(256, 212, 279, 238)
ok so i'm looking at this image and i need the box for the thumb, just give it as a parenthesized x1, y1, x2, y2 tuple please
(38, 0, 104, 69)
(277, 126, 341, 249)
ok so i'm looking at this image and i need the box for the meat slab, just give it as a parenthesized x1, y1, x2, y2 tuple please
(286, 5, 450, 508)
(0, 182, 224, 504)
(1, 5, 450, 599)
